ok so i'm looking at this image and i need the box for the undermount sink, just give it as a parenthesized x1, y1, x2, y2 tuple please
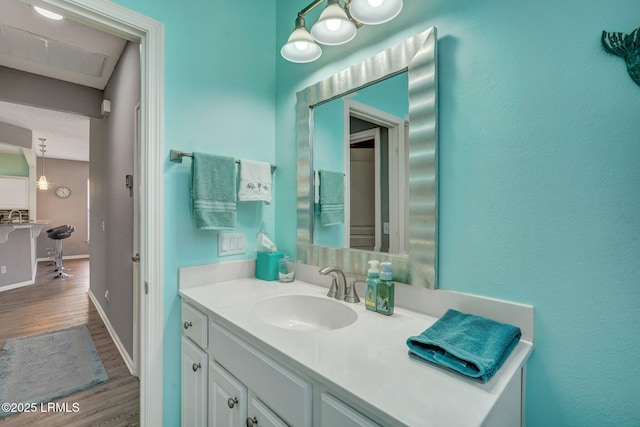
(252, 295, 357, 331)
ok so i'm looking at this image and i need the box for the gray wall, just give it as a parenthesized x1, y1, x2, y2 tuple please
(0, 227, 31, 288)
(90, 41, 140, 357)
(0, 66, 102, 117)
(0, 120, 31, 148)
(36, 158, 89, 258)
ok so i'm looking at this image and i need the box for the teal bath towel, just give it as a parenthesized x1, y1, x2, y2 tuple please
(318, 170, 344, 226)
(191, 152, 236, 230)
(406, 309, 521, 382)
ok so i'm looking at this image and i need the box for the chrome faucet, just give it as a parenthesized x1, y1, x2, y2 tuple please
(318, 266, 360, 303)
(8, 210, 23, 223)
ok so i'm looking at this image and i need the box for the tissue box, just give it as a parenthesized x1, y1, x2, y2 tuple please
(256, 251, 284, 281)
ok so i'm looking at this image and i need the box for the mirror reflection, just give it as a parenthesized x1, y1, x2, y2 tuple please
(296, 27, 438, 288)
(312, 72, 408, 254)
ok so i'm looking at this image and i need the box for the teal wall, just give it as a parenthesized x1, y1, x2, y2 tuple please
(0, 153, 28, 176)
(276, 1, 640, 426)
(112, 1, 276, 425)
(113, 0, 639, 425)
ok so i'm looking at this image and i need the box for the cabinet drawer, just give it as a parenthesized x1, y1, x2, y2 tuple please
(320, 392, 380, 427)
(182, 302, 208, 349)
(210, 322, 312, 427)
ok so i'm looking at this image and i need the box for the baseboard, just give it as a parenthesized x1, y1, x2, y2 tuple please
(0, 280, 34, 293)
(88, 289, 136, 376)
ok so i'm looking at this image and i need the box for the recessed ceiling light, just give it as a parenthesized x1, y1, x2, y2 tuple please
(34, 6, 64, 21)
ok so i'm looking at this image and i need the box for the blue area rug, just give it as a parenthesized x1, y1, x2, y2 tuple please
(0, 324, 109, 418)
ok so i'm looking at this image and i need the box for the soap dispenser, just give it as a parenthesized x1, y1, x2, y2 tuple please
(377, 261, 394, 316)
(364, 260, 380, 311)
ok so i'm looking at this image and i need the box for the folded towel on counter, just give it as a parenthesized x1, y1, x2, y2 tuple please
(318, 169, 344, 226)
(191, 152, 236, 230)
(238, 159, 272, 204)
(406, 309, 521, 382)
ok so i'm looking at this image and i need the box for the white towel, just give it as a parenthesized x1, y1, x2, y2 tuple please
(238, 159, 272, 204)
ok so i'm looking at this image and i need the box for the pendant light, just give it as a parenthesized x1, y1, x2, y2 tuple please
(36, 138, 53, 190)
(311, 0, 357, 46)
(349, 0, 403, 25)
(281, 16, 322, 63)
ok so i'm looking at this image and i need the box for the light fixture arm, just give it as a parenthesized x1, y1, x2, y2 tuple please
(297, 0, 325, 18)
(296, 0, 362, 26)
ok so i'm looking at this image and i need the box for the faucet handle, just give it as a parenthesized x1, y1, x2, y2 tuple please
(345, 280, 362, 304)
(326, 275, 338, 298)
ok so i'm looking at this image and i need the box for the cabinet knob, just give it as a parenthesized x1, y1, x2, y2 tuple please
(192, 362, 201, 372)
(227, 397, 238, 409)
(246, 417, 258, 427)
(183, 321, 192, 330)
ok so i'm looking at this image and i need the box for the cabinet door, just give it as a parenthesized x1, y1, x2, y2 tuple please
(181, 336, 208, 427)
(246, 393, 288, 427)
(320, 392, 380, 427)
(0, 177, 28, 209)
(209, 360, 247, 427)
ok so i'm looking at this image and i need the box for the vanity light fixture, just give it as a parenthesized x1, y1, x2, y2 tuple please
(36, 138, 54, 191)
(34, 6, 64, 21)
(281, 0, 403, 63)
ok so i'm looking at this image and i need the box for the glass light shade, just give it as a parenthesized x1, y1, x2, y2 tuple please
(281, 26, 322, 63)
(37, 175, 51, 190)
(349, 0, 403, 25)
(311, 3, 357, 46)
(34, 6, 64, 20)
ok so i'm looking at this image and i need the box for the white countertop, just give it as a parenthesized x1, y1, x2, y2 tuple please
(0, 220, 51, 243)
(180, 278, 533, 427)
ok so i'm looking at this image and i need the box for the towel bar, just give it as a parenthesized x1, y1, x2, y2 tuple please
(170, 149, 276, 172)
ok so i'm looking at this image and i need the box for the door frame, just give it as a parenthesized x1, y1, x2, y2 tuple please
(344, 98, 406, 254)
(26, 1, 165, 425)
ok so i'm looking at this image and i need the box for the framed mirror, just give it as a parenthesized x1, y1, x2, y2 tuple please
(296, 27, 438, 288)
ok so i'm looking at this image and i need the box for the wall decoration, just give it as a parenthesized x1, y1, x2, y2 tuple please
(55, 186, 71, 199)
(601, 27, 640, 87)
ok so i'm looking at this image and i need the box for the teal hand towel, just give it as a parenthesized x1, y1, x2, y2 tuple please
(191, 152, 236, 230)
(406, 309, 521, 382)
(319, 170, 344, 226)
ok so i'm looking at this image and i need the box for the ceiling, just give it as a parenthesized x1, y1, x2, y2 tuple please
(0, 0, 127, 161)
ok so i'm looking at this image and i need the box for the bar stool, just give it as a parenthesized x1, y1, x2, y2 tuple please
(46, 225, 75, 279)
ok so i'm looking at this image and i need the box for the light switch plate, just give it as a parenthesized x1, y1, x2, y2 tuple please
(218, 233, 245, 256)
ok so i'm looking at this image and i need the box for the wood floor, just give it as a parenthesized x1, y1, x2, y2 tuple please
(0, 259, 140, 427)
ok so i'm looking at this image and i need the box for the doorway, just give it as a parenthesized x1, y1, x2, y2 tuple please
(24, 1, 165, 425)
(344, 98, 408, 255)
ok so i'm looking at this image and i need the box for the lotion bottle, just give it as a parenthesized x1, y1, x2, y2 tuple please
(377, 261, 394, 316)
(364, 260, 380, 312)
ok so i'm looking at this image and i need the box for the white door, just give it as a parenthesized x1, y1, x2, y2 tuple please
(181, 337, 208, 427)
(209, 360, 248, 427)
(132, 102, 141, 376)
(348, 129, 380, 251)
(247, 393, 288, 427)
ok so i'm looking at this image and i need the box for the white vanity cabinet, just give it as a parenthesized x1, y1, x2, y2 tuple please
(181, 302, 209, 427)
(209, 321, 312, 427)
(180, 276, 533, 427)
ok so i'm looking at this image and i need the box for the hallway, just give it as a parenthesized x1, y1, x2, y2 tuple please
(0, 259, 139, 426)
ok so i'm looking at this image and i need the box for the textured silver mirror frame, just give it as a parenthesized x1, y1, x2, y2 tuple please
(296, 27, 438, 288)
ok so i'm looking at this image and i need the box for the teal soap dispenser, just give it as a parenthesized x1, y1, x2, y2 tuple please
(364, 260, 379, 311)
(377, 261, 394, 316)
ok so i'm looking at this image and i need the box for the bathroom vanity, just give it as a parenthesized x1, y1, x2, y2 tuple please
(179, 261, 533, 427)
